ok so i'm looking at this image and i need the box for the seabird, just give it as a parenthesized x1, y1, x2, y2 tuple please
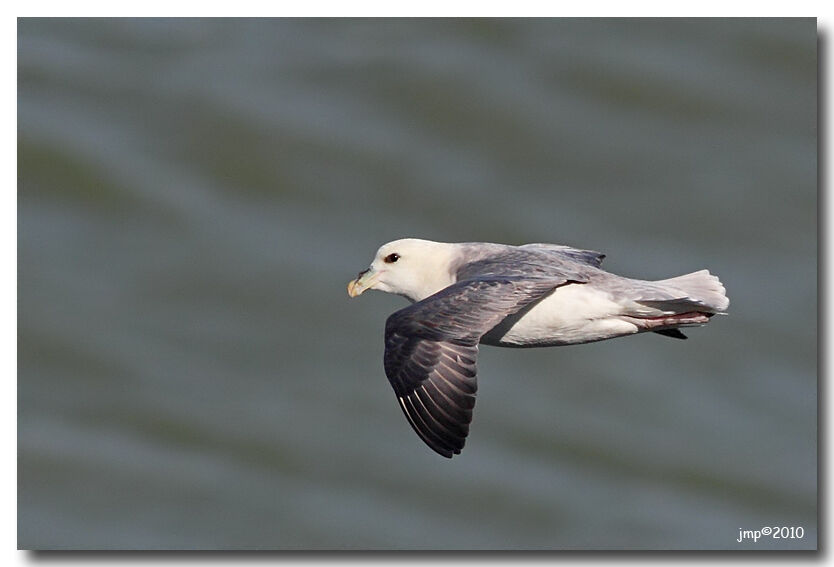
(347, 238, 729, 458)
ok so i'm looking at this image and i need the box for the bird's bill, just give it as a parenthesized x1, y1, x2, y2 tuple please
(347, 268, 380, 297)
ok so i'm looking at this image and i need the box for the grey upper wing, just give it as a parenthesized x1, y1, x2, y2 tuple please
(384, 277, 564, 457)
(455, 247, 597, 282)
(519, 243, 606, 268)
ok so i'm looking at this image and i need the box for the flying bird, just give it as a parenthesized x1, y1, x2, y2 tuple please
(347, 238, 729, 458)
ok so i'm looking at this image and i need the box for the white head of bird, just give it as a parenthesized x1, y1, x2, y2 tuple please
(347, 238, 458, 303)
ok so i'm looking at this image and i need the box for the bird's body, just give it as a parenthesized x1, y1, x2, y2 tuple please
(348, 238, 729, 458)
(481, 283, 650, 347)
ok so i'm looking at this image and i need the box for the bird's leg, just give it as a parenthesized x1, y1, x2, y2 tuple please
(622, 311, 711, 330)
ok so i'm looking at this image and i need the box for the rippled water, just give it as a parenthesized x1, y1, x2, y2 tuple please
(18, 18, 817, 550)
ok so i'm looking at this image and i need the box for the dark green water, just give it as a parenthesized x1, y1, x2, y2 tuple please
(18, 18, 817, 550)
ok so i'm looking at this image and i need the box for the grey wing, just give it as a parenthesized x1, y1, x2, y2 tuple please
(455, 247, 596, 282)
(384, 335, 478, 458)
(519, 243, 606, 268)
(384, 277, 564, 457)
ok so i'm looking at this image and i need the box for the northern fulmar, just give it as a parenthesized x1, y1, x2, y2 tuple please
(347, 238, 729, 458)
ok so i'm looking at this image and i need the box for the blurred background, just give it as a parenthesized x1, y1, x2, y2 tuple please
(18, 18, 816, 550)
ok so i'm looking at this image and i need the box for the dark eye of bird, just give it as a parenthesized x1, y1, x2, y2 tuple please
(384, 253, 400, 263)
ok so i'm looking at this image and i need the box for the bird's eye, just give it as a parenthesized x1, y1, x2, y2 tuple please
(384, 253, 400, 263)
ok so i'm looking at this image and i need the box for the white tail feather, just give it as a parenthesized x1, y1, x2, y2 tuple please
(656, 269, 729, 312)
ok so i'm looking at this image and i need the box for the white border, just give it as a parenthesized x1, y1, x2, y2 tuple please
(8, 8, 827, 566)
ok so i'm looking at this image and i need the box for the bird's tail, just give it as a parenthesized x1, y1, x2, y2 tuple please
(619, 269, 728, 340)
(653, 269, 729, 313)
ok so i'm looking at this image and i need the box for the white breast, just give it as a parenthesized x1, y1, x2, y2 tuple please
(481, 283, 639, 347)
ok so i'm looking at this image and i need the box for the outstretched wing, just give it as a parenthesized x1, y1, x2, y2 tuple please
(384, 335, 478, 458)
(384, 277, 565, 457)
(519, 243, 606, 268)
(455, 247, 598, 281)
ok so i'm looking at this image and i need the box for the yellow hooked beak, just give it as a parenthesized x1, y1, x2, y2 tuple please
(347, 268, 380, 298)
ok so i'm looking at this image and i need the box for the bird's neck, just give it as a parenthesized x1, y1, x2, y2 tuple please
(404, 243, 459, 302)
